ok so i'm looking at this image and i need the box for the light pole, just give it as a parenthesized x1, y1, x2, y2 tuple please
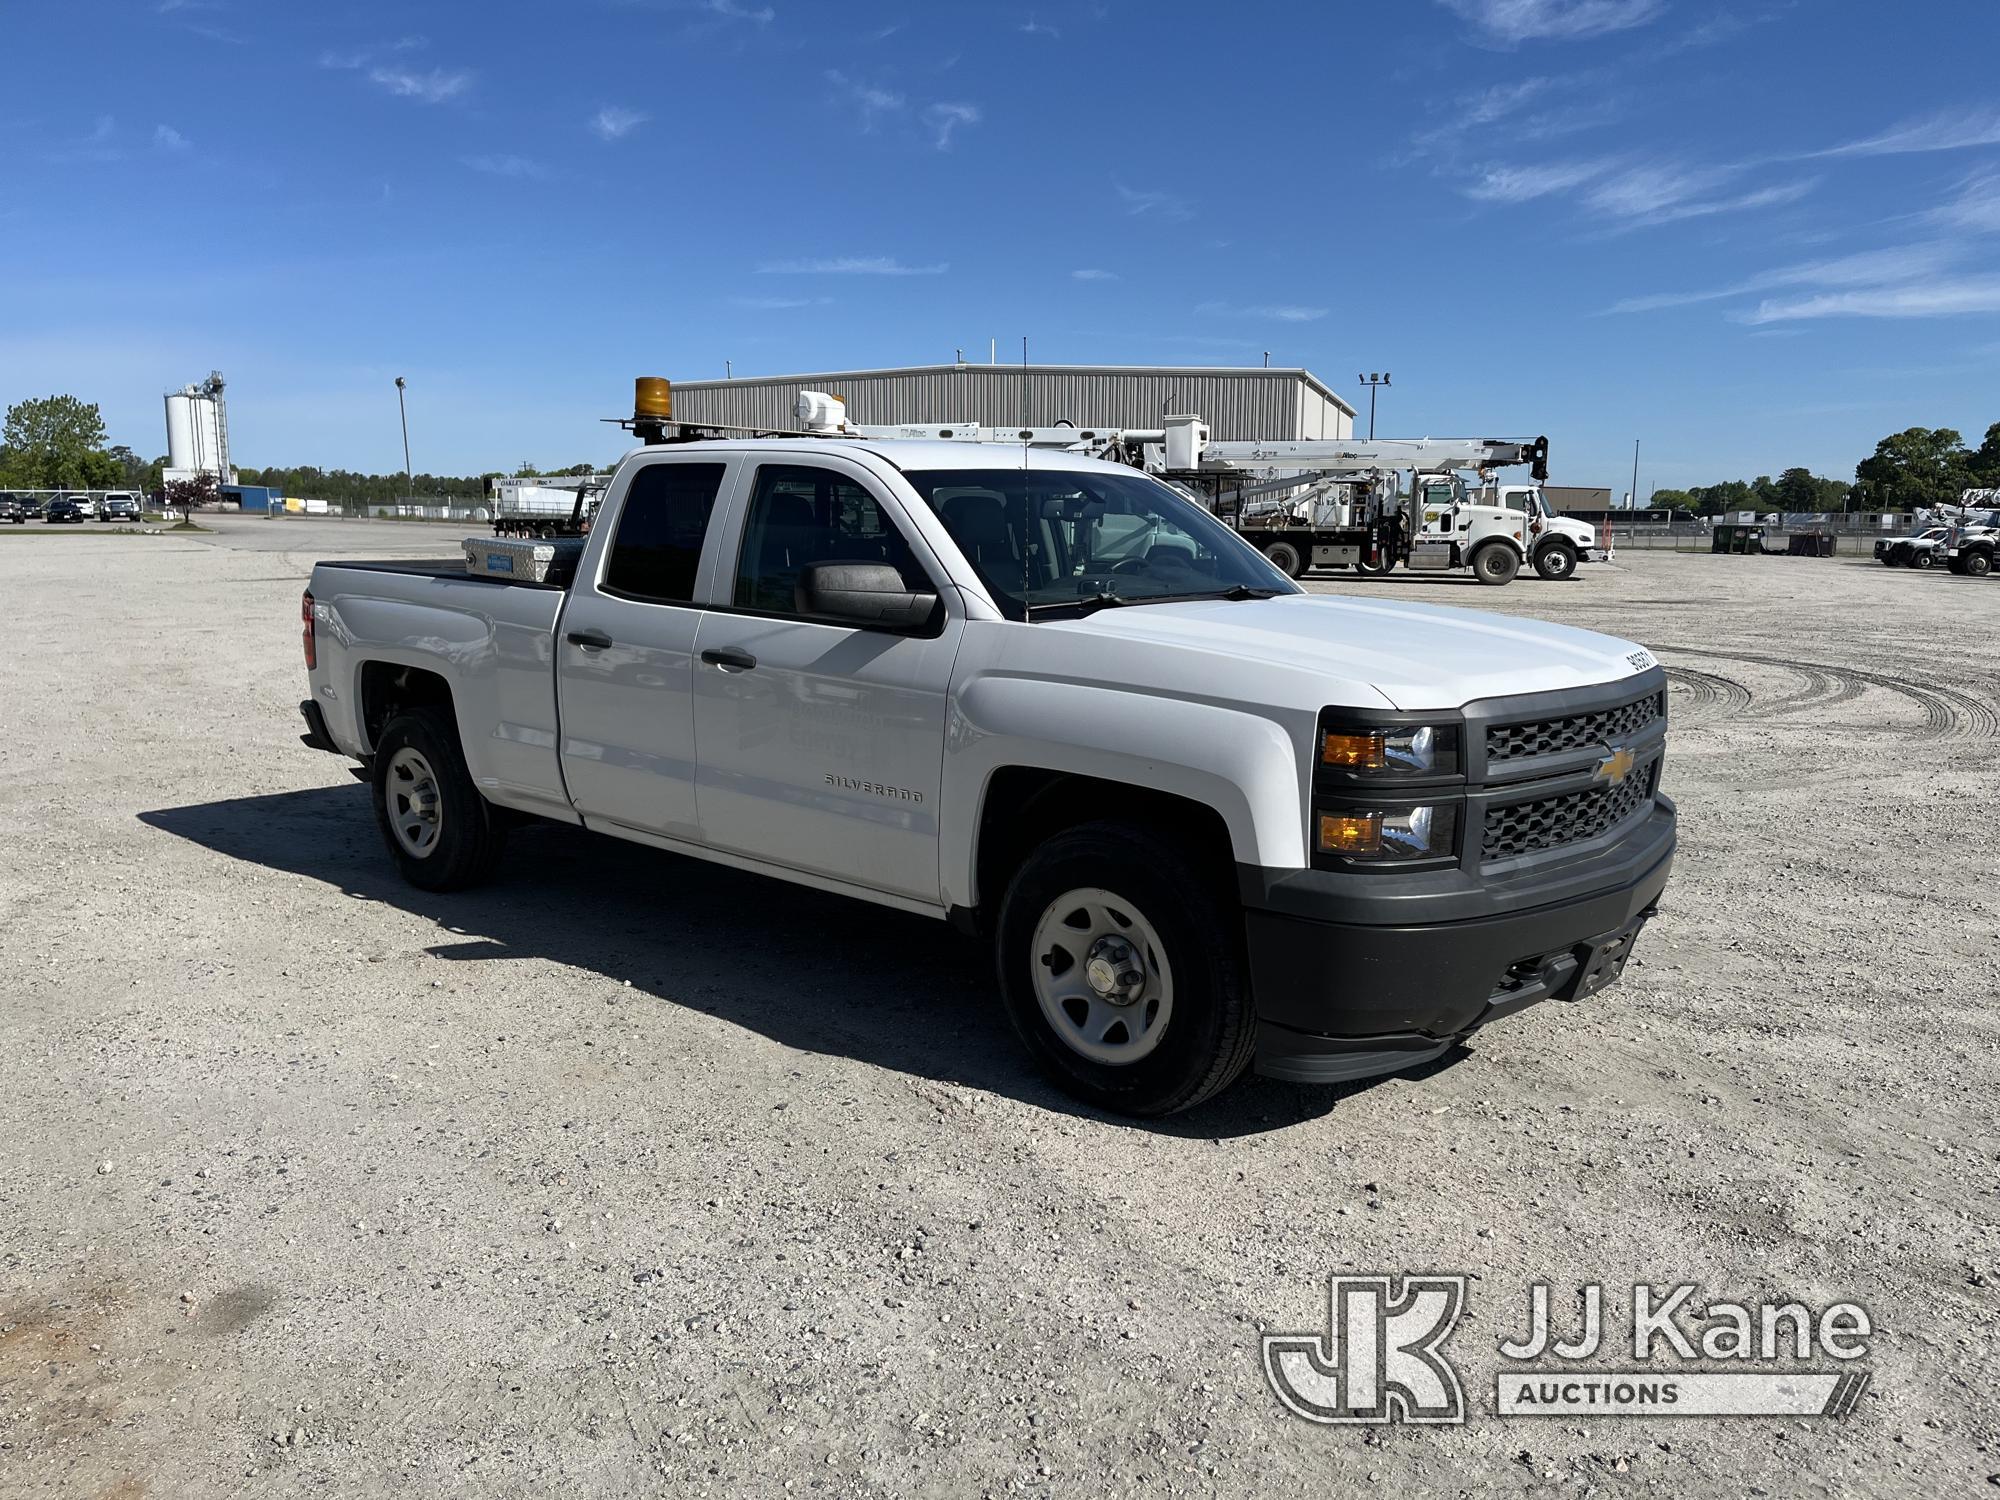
(1630, 439, 1640, 511)
(394, 377, 414, 503)
(1358, 372, 1391, 440)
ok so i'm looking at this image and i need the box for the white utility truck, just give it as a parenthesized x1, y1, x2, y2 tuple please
(298, 379, 1676, 1115)
(489, 474, 610, 538)
(787, 396, 1596, 585)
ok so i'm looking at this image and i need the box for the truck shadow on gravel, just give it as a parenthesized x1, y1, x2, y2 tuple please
(141, 784, 1461, 1137)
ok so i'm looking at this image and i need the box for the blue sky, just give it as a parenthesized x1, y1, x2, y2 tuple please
(3, 0, 1997, 490)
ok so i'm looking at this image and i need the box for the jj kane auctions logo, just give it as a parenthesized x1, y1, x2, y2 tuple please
(1264, 1276, 1873, 1424)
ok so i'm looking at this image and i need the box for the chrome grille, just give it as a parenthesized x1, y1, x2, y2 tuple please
(1486, 691, 1665, 764)
(1484, 764, 1657, 861)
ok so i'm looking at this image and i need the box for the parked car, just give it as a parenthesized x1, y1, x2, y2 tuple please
(98, 494, 141, 522)
(1875, 526, 1949, 567)
(44, 498, 85, 524)
(14, 495, 45, 520)
(0, 494, 26, 524)
(301, 419, 1676, 1116)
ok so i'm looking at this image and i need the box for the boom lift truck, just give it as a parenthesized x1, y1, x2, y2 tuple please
(782, 393, 1587, 586)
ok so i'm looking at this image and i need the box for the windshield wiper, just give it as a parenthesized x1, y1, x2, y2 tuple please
(1030, 590, 1133, 619)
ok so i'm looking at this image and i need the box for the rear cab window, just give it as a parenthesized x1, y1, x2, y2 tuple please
(599, 461, 728, 604)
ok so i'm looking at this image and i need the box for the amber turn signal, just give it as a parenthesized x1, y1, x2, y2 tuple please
(1317, 811, 1382, 855)
(1321, 731, 1386, 769)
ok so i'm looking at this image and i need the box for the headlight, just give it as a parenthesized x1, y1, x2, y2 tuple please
(1320, 724, 1459, 775)
(1317, 803, 1458, 861)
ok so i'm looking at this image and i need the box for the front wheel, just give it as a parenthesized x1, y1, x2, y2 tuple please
(995, 822, 1254, 1116)
(1533, 541, 1578, 580)
(1967, 552, 1993, 578)
(371, 707, 507, 891)
(1471, 544, 1521, 586)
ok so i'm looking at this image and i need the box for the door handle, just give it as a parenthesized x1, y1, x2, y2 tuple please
(566, 629, 613, 650)
(701, 646, 757, 672)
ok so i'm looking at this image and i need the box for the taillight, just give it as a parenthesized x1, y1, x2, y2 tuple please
(301, 590, 316, 669)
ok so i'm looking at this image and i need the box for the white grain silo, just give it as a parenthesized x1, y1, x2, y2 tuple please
(163, 371, 235, 485)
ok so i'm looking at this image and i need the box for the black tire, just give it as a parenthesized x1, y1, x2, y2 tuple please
(370, 707, 507, 891)
(1354, 553, 1391, 577)
(1471, 543, 1520, 586)
(1967, 551, 1993, 578)
(1532, 540, 1578, 581)
(1909, 549, 1935, 570)
(1261, 540, 1305, 579)
(994, 821, 1255, 1116)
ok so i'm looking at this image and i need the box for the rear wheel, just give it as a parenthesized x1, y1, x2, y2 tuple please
(1261, 540, 1304, 579)
(1532, 540, 1578, 580)
(371, 707, 507, 891)
(995, 822, 1254, 1116)
(1471, 543, 1521, 586)
(1909, 549, 1935, 570)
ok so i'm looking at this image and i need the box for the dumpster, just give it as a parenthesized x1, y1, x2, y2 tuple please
(1711, 523, 1767, 554)
(1786, 532, 1835, 557)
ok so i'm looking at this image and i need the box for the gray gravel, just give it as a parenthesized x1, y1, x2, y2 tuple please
(1, 520, 1995, 1498)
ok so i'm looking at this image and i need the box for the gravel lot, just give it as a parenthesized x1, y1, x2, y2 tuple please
(2, 518, 1995, 1498)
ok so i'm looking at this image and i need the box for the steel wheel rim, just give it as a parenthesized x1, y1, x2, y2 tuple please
(386, 746, 443, 858)
(1029, 886, 1174, 1066)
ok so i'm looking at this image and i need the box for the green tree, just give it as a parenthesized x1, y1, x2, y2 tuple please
(1651, 488, 1695, 512)
(1855, 427, 1971, 509)
(3, 395, 110, 489)
(1970, 422, 2000, 486)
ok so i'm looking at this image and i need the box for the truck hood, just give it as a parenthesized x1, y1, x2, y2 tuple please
(1046, 593, 1655, 711)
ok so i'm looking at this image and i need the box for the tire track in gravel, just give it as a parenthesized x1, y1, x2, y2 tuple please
(1655, 645, 2000, 741)
(1741, 661, 1866, 720)
(1663, 666, 1753, 724)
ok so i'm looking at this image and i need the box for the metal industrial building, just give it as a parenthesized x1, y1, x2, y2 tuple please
(667, 363, 1356, 441)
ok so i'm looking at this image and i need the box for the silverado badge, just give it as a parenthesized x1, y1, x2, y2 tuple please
(1593, 746, 1637, 787)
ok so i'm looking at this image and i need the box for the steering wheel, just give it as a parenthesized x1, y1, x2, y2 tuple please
(1108, 557, 1152, 576)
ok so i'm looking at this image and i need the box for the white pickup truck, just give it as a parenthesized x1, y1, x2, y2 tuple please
(300, 433, 1675, 1115)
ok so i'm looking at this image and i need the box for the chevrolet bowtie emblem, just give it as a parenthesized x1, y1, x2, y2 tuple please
(1594, 746, 1637, 786)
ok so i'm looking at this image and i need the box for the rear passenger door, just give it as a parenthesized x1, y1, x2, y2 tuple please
(556, 457, 733, 841)
(690, 458, 959, 905)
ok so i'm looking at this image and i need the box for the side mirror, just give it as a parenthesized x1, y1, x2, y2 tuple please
(797, 561, 938, 630)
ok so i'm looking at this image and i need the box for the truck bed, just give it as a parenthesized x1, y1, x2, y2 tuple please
(313, 558, 566, 589)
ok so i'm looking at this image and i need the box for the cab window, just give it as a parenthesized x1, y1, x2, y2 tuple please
(733, 464, 927, 616)
(600, 462, 727, 604)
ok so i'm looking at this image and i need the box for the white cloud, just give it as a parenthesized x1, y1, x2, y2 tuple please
(153, 124, 190, 151)
(1463, 77, 1553, 125)
(591, 106, 649, 141)
(1020, 14, 1060, 37)
(704, 0, 774, 23)
(464, 154, 547, 179)
(1197, 301, 1329, 323)
(1462, 158, 1611, 202)
(1815, 107, 2000, 159)
(1606, 244, 1968, 315)
(1932, 170, 2000, 235)
(757, 257, 947, 275)
(1116, 183, 1193, 221)
(1071, 268, 1118, 281)
(826, 69, 904, 128)
(1741, 277, 2000, 323)
(923, 102, 980, 150)
(1438, 0, 1664, 45)
(368, 66, 470, 104)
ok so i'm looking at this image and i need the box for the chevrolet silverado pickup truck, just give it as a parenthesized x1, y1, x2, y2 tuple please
(300, 430, 1675, 1115)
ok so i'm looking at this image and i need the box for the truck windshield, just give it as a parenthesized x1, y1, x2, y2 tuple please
(902, 465, 1299, 620)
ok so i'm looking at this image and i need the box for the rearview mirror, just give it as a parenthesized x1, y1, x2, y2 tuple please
(797, 562, 938, 630)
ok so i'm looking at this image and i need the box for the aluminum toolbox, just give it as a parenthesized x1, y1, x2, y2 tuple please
(462, 535, 585, 584)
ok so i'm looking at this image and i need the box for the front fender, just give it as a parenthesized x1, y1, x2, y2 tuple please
(941, 675, 1309, 909)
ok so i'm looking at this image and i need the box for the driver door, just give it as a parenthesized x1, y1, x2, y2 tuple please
(690, 458, 960, 905)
